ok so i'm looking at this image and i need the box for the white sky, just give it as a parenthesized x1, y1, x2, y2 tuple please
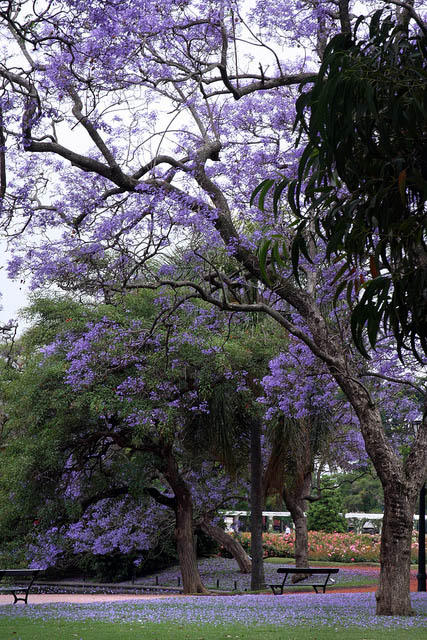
(0, 242, 29, 328)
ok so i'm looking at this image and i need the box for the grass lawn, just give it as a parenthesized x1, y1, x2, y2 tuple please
(1, 592, 426, 640)
(1, 617, 427, 640)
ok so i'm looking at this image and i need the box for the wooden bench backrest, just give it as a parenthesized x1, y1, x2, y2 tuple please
(0, 569, 41, 580)
(277, 567, 339, 574)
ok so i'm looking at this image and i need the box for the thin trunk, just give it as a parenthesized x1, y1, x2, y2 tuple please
(284, 473, 311, 583)
(293, 511, 309, 570)
(418, 483, 426, 592)
(200, 519, 252, 573)
(175, 495, 208, 594)
(162, 450, 209, 594)
(338, 0, 351, 33)
(250, 416, 265, 590)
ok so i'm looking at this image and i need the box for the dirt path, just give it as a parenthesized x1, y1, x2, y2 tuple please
(0, 593, 182, 605)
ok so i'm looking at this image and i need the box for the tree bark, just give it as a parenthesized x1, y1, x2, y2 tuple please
(330, 372, 427, 615)
(161, 449, 209, 594)
(200, 519, 252, 573)
(293, 510, 309, 570)
(250, 416, 265, 590)
(375, 484, 417, 615)
(283, 473, 311, 583)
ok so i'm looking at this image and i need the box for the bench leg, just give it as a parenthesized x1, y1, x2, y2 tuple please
(11, 591, 28, 604)
(312, 586, 327, 594)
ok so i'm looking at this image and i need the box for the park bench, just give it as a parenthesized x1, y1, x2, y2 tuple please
(269, 567, 339, 595)
(0, 569, 43, 604)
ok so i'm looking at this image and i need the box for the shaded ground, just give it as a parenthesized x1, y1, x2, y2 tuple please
(0, 560, 421, 605)
(130, 557, 380, 591)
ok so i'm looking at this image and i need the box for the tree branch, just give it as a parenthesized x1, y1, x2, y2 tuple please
(145, 486, 177, 510)
(80, 486, 130, 513)
(360, 371, 425, 398)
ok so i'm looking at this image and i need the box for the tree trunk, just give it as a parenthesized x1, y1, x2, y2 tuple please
(175, 495, 208, 594)
(329, 376, 427, 615)
(375, 484, 417, 615)
(250, 416, 265, 590)
(293, 510, 309, 562)
(162, 450, 209, 594)
(277, 290, 427, 615)
(284, 472, 311, 582)
(200, 519, 252, 573)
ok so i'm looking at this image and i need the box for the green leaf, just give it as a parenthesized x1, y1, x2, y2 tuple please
(333, 278, 348, 306)
(271, 237, 288, 268)
(257, 238, 272, 284)
(272, 179, 289, 219)
(350, 304, 370, 358)
(250, 179, 275, 211)
(366, 307, 381, 349)
(331, 261, 350, 285)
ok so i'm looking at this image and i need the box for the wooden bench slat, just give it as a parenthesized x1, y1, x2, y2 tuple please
(269, 567, 339, 595)
(0, 569, 43, 604)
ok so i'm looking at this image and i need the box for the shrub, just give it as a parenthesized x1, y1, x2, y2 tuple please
(307, 484, 347, 533)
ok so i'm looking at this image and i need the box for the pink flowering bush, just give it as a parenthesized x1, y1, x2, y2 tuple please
(226, 531, 425, 563)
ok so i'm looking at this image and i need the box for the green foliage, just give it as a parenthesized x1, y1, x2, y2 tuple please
(0, 291, 279, 572)
(331, 472, 384, 514)
(77, 535, 179, 582)
(307, 482, 347, 533)
(196, 528, 221, 558)
(0, 355, 90, 542)
(253, 11, 427, 360)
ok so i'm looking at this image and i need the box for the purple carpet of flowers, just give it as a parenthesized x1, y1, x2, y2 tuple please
(0, 593, 426, 630)
(133, 557, 378, 590)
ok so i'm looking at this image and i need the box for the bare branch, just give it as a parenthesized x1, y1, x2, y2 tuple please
(386, 0, 427, 35)
(0, 105, 6, 200)
(68, 86, 121, 171)
(360, 371, 425, 398)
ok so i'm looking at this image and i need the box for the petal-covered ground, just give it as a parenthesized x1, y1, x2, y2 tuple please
(133, 557, 379, 590)
(0, 592, 426, 630)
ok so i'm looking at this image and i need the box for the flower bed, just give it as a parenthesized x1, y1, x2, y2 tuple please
(225, 531, 425, 563)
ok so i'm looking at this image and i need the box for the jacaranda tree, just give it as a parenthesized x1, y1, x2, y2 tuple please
(258, 9, 427, 360)
(0, 0, 426, 614)
(0, 293, 267, 591)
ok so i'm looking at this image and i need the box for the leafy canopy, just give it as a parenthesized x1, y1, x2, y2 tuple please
(254, 11, 427, 360)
